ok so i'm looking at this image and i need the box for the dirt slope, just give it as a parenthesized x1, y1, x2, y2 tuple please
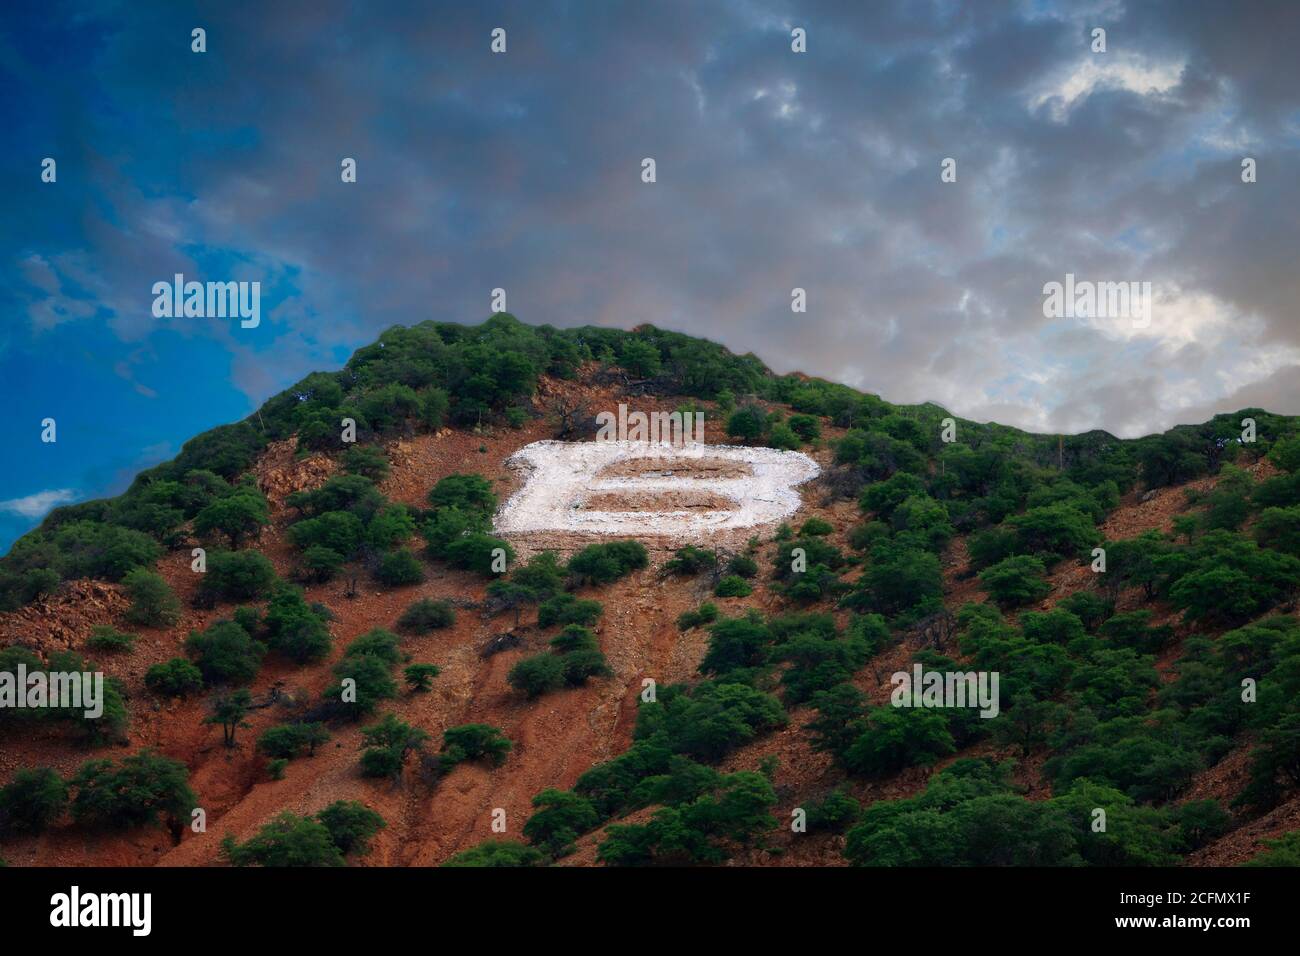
(0, 381, 1291, 867)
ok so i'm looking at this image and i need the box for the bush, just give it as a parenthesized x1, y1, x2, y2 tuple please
(1056, 591, 1114, 631)
(805, 788, 860, 833)
(201, 550, 277, 604)
(289, 511, 364, 558)
(1099, 610, 1174, 653)
(359, 713, 429, 779)
(342, 445, 390, 481)
(404, 663, 442, 691)
(788, 414, 821, 442)
(373, 548, 426, 587)
(860, 542, 943, 617)
(444, 534, 513, 576)
(841, 708, 956, 778)
(440, 724, 512, 769)
(0, 767, 67, 835)
(223, 812, 344, 867)
(714, 575, 753, 598)
(316, 800, 386, 855)
(537, 594, 602, 628)
(367, 504, 417, 551)
(664, 546, 717, 576)
(523, 789, 599, 856)
(442, 840, 543, 867)
(145, 658, 204, 697)
(677, 603, 719, 631)
(979, 555, 1051, 608)
(427, 474, 496, 516)
(768, 424, 800, 450)
(122, 568, 181, 626)
(193, 489, 270, 548)
(508, 654, 567, 698)
(263, 586, 333, 664)
(726, 406, 767, 443)
(85, 625, 137, 653)
(800, 517, 834, 537)
(186, 619, 266, 686)
(397, 598, 456, 633)
(256, 722, 329, 760)
(300, 545, 345, 583)
(567, 541, 648, 585)
(727, 554, 759, 578)
(70, 750, 195, 831)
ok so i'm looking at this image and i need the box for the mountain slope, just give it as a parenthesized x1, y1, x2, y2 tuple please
(1, 316, 1298, 869)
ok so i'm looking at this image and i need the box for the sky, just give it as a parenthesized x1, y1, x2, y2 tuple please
(1, 0, 1298, 552)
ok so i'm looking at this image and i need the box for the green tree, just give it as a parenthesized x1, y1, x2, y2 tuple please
(0, 767, 68, 835)
(206, 690, 254, 747)
(70, 750, 195, 832)
(523, 789, 599, 856)
(121, 568, 181, 626)
(396, 598, 456, 633)
(359, 713, 429, 779)
(404, 663, 442, 692)
(223, 812, 344, 867)
(508, 654, 567, 698)
(194, 490, 270, 548)
(442, 839, 543, 867)
(316, 800, 386, 856)
(979, 555, 1051, 608)
(144, 658, 204, 697)
(186, 619, 266, 686)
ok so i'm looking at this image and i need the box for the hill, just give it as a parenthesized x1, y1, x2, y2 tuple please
(1, 314, 1299, 868)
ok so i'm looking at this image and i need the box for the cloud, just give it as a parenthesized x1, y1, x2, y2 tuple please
(3, 0, 1299, 449)
(0, 488, 78, 519)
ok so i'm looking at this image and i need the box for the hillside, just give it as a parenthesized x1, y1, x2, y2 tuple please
(2, 315, 1299, 868)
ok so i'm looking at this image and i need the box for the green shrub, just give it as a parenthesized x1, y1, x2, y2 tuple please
(144, 658, 204, 697)
(979, 555, 1051, 608)
(508, 654, 567, 698)
(186, 619, 266, 686)
(677, 603, 719, 631)
(567, 541, 648, 585)
(537, 593, 602, 628)
(223, 812, 344, 867)
(301, 545, 345, 583)
(70, 750, 195, 831)
(442, 839, 543, 867)
(373, 549, 426, 587)
(404, 663, 441, 691)
(714, 575, 753, 597)
(0, 767, 68, 835)
(800, 517, 834, 537)
(317, 800, 386, 855)
(664, 546, 717, 576)
(444, 534, 513, 575)
(523, 789, 599, 856)
(122, 568, 181, 626)
(201, 550, 277, 603)
(256, 722, 329, 760)
(440, 724, 512, 769)
(342, 445, 390, 481)
(85, 625, 137, 652)
(397, 598, 456, 633)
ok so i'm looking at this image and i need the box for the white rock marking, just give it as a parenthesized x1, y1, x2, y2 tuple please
(493, 440, 820, 538)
